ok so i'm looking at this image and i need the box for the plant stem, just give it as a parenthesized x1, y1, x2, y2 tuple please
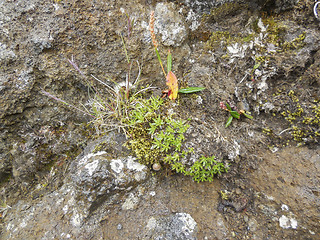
(155, 47, 167, 78)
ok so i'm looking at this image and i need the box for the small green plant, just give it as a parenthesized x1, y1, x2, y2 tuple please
(168, 154, 229, 183)
(187, 156, 228, 182)
(220, 101, 253, 127)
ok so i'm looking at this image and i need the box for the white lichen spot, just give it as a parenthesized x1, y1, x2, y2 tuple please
(121, 193, 139, 210)
(71, 212, 82, 228)
(85, 159, 99, 176)
(110, 159, 124, 174)
(265, 194, 275, 201)
(257, 18, 267, 32)
(146, 217, 157, 230)
(257, 78, 268, 93)
(227, 43, 248, 63)
(149, 191, 156, 197)
(135, 171, 148, 182)
(262, 102, 275, 113)
(78, 151, 107, 167)
(63, 205, 68, 214)
(177, 213, 197, 235)
(16, 71, 32, 90)
(281, 204, 289, 211)
(186, 9, 200, 31)
(228, 140, 240, 160)
(0, 42, 16, 61)
(279, 215, 298, 229)
(196, 96, 203, 105)
(126, 156, 146, 171)
(19, 220, 27, 228)
(6, 223, 14, 231)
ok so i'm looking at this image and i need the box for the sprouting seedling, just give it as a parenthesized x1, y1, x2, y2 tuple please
(149, 11, 166, 78)
(220, 101, 253, 127)
(149, 11, 205, 100)
(149, 12, 178, 100)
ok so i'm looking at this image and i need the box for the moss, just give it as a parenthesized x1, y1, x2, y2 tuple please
(281, 32, 306, 51)
(263, 17, 287, 46)
(220, 190, 230, 200)
(207, 2, 246, 23)
(92, 140, 108, 153)
(267, 90, 320, 145)
(206, 31, 232, 51)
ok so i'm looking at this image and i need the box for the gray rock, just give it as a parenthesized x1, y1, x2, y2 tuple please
(72, 151, 149, 212)
(145, 213, 198, 240)
(1, 134, 150, 239)
(154, 3, 187, 46)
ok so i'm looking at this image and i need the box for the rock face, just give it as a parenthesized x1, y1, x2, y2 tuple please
(2, 133, 150, 239)
(1, 0, 320, 239)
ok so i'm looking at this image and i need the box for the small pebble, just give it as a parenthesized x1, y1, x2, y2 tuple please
(152, 163, 161, 171)
(117, 223, 122, 230)
(149, 191, 156, 197)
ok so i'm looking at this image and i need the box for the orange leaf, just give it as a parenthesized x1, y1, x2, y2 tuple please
(166, 71, 178, 100)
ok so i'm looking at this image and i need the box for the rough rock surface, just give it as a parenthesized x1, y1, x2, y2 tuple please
(1, 0, 320, 239)
(2, 133, 150, 239)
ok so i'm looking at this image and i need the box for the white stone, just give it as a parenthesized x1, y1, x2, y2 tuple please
(279, 215, 298, 229)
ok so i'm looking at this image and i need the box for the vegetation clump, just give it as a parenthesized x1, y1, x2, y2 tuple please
(43, 10, 228, 183)
(123, 96, 228, 182)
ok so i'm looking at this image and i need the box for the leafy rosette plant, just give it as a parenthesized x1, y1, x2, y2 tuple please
(220, 101, 253, 127)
